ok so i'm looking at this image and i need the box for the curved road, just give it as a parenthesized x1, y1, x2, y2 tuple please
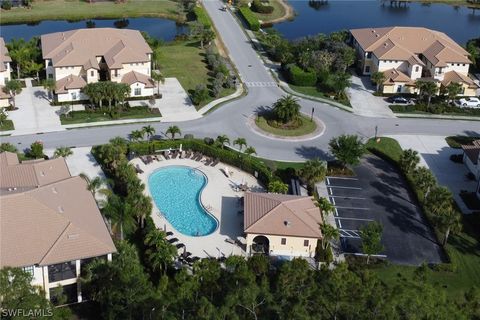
(1, 0, 479, 161)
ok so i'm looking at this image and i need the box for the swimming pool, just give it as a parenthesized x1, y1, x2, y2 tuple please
(148, 166, 218, 236)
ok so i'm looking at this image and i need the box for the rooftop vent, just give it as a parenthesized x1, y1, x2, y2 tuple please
(57, 206, 64, 213)
(40, 171, 45, 177)
(52, 187, 58, 194)
(68, 234, 79, 240)
(284, 220, 291, 227)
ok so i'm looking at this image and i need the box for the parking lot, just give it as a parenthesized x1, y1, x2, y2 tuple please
(326, 155, 446, 265)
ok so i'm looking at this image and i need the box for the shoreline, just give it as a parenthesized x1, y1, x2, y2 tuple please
(259, 0, 295, 26)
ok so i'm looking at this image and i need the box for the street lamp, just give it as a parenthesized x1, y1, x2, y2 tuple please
(310, 107, 315, 122)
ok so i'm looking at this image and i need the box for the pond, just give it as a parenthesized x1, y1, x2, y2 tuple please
(273, 1, 480, 44)
(0, 17, 188, 42)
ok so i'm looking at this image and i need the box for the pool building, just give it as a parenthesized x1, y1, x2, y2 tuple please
(244, 192, 323, 258)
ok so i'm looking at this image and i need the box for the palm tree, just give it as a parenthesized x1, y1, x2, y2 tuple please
(113, 83, 130, 109)
(329, 72, 351, 98)
(244, 146, 257, 156)
(151, 70, 165, 96)
(42, 79, 56, 102)
(7, 38, 29, 78)
(216, 134, 230, 149)
(142, 125, 155, 140)
(360, 221, 384, 265)
(102, 194, 136, 240)
(268, 180, 289, 194)
(233, 137, 247, 151)
(53, 146, 73, 158)
(425, 186, 453, 217)
(272, 95, 301, 124)
(445, 82, 463, 103)
(415, 80, 438, 108)
(320, 223, 340, 250)
(299, 158, 327, 188)
(79, 173, 110, 198)
(4, 80, 22, 109)
(436, 205, 462, 246)
(83, 82, 103, 109)
(166, 125, 181, 139)
(317, 197, 335, 216)
(130, 129, 145, 142)
(144, 229, 177, 275)
(371, 71, 386, 93)
(413, 167, 436, 201)
(399, 149, 420, 174)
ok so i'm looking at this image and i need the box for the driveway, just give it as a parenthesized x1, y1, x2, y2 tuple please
(8, 79, 64, 136)
(327, 155, 445, 265)
(388, 134, 478, 214)
(347, 74, 395, 118)
(129, 78, 201, 122)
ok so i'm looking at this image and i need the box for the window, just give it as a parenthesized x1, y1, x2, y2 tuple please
(304, 240, 309, 247)
(22, 265, 34, 275)
(281, 238, 287, 245)
(134, 88, 141, 96)
(49, 283, 77, 305)
(415, 66, 419, 72)
(71, 92, 77, 100)
(48, 261, 76, 282)
(366, 52, 372, 59)
(90, 70, 94, 77)
(365, 66, 370, 73)
(114, 69, 118, 77)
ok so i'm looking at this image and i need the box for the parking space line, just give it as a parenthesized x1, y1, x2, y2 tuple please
(334, 208, 338, 216)
(337, 219, 342, 228)
(326, 176, 359, 181)
(330, 197, 336, 205)
(329, 195, 367, 200)
(339, 229, 361, 238)
(344, 253, 387, 258)
(335, 217, 374, 221)
(326, 177, 330, 185)
(328, 186, 362, 190)
(328, 188, 332, 195)
(334, 206, 370, 210)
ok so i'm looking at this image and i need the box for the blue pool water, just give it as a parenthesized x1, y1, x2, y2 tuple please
(148, 166, 218, 236)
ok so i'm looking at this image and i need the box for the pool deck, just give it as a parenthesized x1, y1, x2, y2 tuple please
(131, 157, 264, 259)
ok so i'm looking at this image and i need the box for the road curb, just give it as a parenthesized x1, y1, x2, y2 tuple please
(393, 113, 480, 121)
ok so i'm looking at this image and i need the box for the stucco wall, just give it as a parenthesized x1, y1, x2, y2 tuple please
(57, 89, 87, 103)
(0, 97, 10, 108)
(129, 82, 153, 97)
(0, 63, 11, 86)
(246, 233, 319, 257)
(54, 66, 82, 81)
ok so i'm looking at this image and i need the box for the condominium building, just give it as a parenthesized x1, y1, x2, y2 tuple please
(0, 37, 12, 108)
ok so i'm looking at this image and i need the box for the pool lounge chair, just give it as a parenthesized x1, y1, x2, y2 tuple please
(164, 151, 170, 160)
(166, 231, 174, 236)
(146, 155, 153, 164)
(204, 158, 213, 166)
(172, 151, 179, 159)
(135, 164, 144, 174)
(176, 243, 185, 249)
(168, 237, 179, 243)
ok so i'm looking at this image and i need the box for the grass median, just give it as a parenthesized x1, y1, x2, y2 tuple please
(0, 120, 14, 131)
(60, 106, 160, 125)
(255, 114, 317, 137)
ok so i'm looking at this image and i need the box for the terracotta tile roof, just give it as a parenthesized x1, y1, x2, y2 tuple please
(41, 28, 152, 69)
(0, 37, 12, 72)
(121, 70, 154, 88)
(350, 27, 471, 67)
(0, 152, 116, 267)
(55, 75, 87, 94)
(441, 71, 479, 89)
(382, 68, 414, 84)
(462, 140, 480, 165)
(244, 192, 323, 238)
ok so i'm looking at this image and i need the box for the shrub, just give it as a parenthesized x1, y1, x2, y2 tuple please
(251, 0, 274, 14)
(285, 64, 317, 87)
(184, 134, 194, 139)
(203, 137, 215, 145)
(193, 6, 212, 28)
(449, 154, 463, 163)
(1, 0, 12, 10)
(239, 6, 260, 31)
(191, 84, 209, 105)
(29, 141, 44, 159)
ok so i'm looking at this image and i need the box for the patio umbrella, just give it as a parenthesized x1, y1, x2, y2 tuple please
(179, 144, 183, 152)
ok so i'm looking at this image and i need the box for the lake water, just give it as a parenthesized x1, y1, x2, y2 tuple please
(0, 17, 188, 42)
(273, 1, 480, 44)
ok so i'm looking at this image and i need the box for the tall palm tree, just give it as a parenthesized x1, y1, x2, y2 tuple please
(130, 129, 145, 142)
(436, 205, 462, 246)
(371, 71, 386, 93)
(113, 83, 130, 109)
(272, 95, 301, 124)
(317, 197, 335, 216)
(415, 80, 438, 108)
(445, 82, 462, 103)
(42, 79, 56, 102)
(166, 125, 181, 139)
(83, 82, 103, 109)
(216, 135, 230, 149)
(142, 125, 155, 141)
(244, 146, 257, 156)
(4, 80, 22, 109)
(102, 194, 136, 241)
(53, 146, 73, 158)
(425, 186, 453, 216)
(299, 158, 327, 188)
(399, 149, 420, 174)
(151, 70, 165, 96)
(144, 229, 177, 275)
(320, 223, 340, 250)
(413, 167, 437, 201)
(233, 137, 247, 151)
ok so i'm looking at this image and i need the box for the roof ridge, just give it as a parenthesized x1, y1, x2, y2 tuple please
(244, 201, 282, 233)
(282, 200, 322, 236)
(38, 222, 72, 265)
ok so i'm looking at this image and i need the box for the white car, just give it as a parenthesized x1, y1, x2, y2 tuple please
(455, 97, 480, 108)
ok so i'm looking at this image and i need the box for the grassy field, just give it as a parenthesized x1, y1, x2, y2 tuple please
(156, 41, 235, 109)
(251, 0, 287, 22)
(289, 84, 352, 108)
(445, 135, 480, 148)
(365, 137, 403, 163)
(60, 107, 160, 125)
(0, 120, 14, 131)
(0, 0, 182, 24)
(255, 114, 317, 137)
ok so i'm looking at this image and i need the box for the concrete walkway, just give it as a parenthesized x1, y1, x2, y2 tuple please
(347, 75, 395, 118)
(388, 134, 476, 214)
(9, 78, 64, 136)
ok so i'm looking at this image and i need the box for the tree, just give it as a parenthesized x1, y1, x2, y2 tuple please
(166, 125, 181, 139)
(0, 109, 8, 127)
(151, 70, 165, 96)
(399, 149, 420, 174)
(53, 146, 73, 158)
(142, 125, 155, 140)
(102, 194, 136, 240)
(413, 166, 436, 201)
(130, 129, 145, 142)
(83, 82, 103, 109)
(244, 146, 257, 156)
(371, 71, 386, 92)
(233, 137, 247, 151)
(317, 197, 335, 216)
(29, 141, 44, 159)
(42, 78, 56, 101)
(25, 61, 43, 80)
(268, 180, 289, 194)
(320, 223, 340, 250)
(144, 228, 178, 275)
(215, 134, 230, 149)
(79, 173, 110, 198)
(191, 84, 209, 105)
(328, 134, 365, 167)
(435, 204, 462, 246)
(272, 95, 301, 124)
(415, 80, 438, 108)
(425, 186, 453, 216)
(4, 79, 22, 108)
(445, 82, 463, 103)
(299, 158, 327, 188)
(359, 221, 384, 264)
(190, 22, 215, 48)
(328, 72, 351, 98)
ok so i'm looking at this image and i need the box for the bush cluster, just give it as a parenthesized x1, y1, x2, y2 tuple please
(193, 6, 212, 28)
(251, 0, 274, 14)
(239, 6, 260, 31)
(285, 64, 317, 87)
(205, 49, 235, 98)
(390, 103, 480, 116)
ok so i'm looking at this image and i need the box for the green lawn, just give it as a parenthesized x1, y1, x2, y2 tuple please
(365, 137, 403, 163)
(289, 84, 352, 108)
(0, 120, 14, 131)
(0, 0, 182, 24)
(445, 135, 480, 149)
(255, 114, 317, 137)
(60, 107, 160, 125)
(156, 41, 235, 109)
(251, 0, 287, 23)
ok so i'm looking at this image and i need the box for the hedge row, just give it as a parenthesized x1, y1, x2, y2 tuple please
(239, 6, 260, 31)
(128, 139, 273, 186)
(193, 6, 212, 28)
(251, 0, 274, 14)
(390, 103, 480, 116)
(285, 64, 317, 87)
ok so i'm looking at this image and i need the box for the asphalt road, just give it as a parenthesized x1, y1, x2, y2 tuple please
(329, 155, 446, 265)
(1, 0, 479, 161)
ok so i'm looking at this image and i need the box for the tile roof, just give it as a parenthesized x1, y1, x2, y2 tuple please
(41, 28, 152, 69)
(121, 70, 154, 88)
(350, 27, 471, 67)
(441, 70, 479, 89)
(244, 192, 323, 238)
(0, 37, 12, 72)
(382, 68, 415, 84)
(462, 140, 480, 165)
(55, 75, 87, 94)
